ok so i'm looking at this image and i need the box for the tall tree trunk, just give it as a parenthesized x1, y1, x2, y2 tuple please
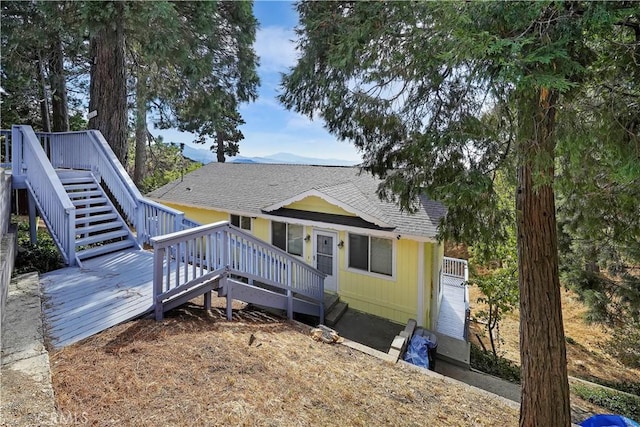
(88, 1, 128, 165)
(134, 74, 147, 186)
(49, 34, 69, 132)
(36, 52, 51, 132)
(516, 87, 570, 427)
(216, 131, 226, 163)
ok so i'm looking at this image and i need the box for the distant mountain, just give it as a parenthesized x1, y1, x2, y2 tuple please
(181, 145, 217, 164)
(232, 152, 358, 166)
(178, 144, 358, 166)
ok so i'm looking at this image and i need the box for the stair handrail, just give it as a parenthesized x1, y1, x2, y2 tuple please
(86, 131, 189, 241)
(43, 130, 192, 244)
(13, 126, 76, 265)
(151, 221, 325, 320)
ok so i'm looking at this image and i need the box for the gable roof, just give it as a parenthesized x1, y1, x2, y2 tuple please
(147, 163, 447, 240)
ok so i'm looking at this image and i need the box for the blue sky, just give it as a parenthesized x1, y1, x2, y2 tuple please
(154, 1, 362, 162)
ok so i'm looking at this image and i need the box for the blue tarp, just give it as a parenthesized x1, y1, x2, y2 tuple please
(403, 334, 436, 369)
(580, 414, 640, 427)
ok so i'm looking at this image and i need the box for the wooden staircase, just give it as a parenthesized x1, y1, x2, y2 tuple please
(58, 170, 139, 264)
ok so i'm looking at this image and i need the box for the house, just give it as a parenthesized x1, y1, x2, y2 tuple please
(148, 163, 467, 335)
(1, 126, 468, 363)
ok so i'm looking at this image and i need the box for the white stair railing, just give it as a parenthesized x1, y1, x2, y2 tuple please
(43, 130, 192, 244)
(12, 126, 76, 264)
(151, 221, 325, 322)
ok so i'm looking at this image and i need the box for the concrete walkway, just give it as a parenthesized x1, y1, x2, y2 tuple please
(1, 272, 56, 426)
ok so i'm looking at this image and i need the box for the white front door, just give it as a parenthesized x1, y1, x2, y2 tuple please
(313, 230, 338, 293)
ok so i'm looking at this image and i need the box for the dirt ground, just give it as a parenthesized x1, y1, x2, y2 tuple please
(50, 298, 519, 427)
(469, 286, 640, 385)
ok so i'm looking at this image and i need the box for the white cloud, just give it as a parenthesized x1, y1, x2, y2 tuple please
(254, 26, 297, 72)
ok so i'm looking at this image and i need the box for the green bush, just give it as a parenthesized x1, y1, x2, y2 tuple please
(14, 217, 63, 274)
(470, 343, 521, 384)
(571, 383, 640, 421)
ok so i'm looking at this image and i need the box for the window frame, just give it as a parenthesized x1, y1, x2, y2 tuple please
(270, 220, 305, 258)
(347, 232, 395, 280)
(230, 214, 252, 231)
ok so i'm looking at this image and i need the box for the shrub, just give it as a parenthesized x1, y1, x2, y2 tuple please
(14, 217, 63, 274)
(470, 343, 521, 384)
(571, 383, 640, 421)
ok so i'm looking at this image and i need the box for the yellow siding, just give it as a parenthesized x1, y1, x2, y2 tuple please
(286, 196, 356, 217)
(337, 234, 420, 324)
(161, 202, 228, 224)
(251, 217, 270, 242)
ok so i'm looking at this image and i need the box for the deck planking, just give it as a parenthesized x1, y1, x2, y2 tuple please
(41, 250, 158, 349)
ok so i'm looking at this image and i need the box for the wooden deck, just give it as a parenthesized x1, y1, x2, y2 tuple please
(41, 249, 157, 349)
(436, 274, 468, 340)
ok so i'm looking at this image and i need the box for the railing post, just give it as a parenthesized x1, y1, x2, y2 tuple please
(154, 246, 165, 321)
(136, 204, 144, 245)
(286, 259, 293, 320)
(11, 126, 23, 176)
(176, 212, 184, 233)
(67, 208, 76, 266)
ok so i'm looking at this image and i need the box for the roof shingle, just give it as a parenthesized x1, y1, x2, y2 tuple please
(147, 163, 446, 239)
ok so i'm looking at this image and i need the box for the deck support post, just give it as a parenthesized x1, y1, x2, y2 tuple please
(27, 191, 37, 245)
(223, 276, 232, 321)
(203, 291, 211, 311)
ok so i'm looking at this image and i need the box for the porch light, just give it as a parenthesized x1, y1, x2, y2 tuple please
(304, 234, 311, 241)
(337, 240, 344, 249)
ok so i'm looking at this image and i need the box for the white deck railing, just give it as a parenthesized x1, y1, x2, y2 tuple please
(151, 221, 325, 321)
(12, 126, 76, 265)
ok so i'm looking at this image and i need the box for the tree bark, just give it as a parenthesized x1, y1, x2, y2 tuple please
(88, 1, 128, 165)
(36, 52, 51, 132)
(49, 33, 69, 132)
(134, 74, 147, 186)
(516, 87, 571, 427)
(216, 131, 226, 163)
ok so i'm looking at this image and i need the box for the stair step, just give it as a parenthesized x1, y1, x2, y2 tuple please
(75, 212, 118, 225)
(63, 183, 98, 192)
(325, 301, 348, 327)
(76, 205, 112, 216)
(324, 293, 340, 312)
(76, 240, 136, 261)
(76, 229, 129, 247)
(67, 190, 102, 199)
(59, 176, 96, 185)
(76, 221, 123, 236)
(72, 197, 107, 207)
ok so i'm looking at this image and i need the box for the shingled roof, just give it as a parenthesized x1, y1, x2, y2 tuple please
(147, 163, 447, 240)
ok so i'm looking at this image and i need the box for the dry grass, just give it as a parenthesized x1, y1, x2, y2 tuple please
(51, 299, 518, 426)
(469, 286, 640, 385)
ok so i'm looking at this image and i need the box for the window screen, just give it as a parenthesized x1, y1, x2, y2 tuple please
(370, 237, 392, 276)
(287, 224, 303, 256)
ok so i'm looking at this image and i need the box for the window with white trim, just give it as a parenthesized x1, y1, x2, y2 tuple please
(271, 221, 303, 256)
(348, 233, 393, 276)
(230, 214, 252, 231)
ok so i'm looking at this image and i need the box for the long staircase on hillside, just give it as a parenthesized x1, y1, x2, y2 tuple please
(59, 170, 139, 263)
(3, 125, 326, 348)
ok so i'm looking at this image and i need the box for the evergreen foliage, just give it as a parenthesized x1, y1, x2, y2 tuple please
(280, 2, 639, 424)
